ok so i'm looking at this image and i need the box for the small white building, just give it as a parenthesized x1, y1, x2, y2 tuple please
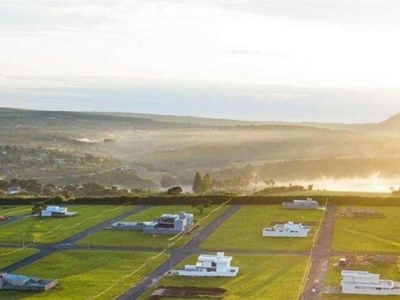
(341, 270, 400, 295)
(41, 206, 77, 217)
(263, 221, 310, 237)
(282, 198, 318, 210)
(176, 252, 239, 277)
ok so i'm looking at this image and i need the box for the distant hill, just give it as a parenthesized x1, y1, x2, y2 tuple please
(105, 112, 268, 127)
(0, 107, 265, 127)
(2, 107, 400, 188)
(0, 106, 380, 130)
(0, 107, 201, 130)
(377, 113, 400, 132)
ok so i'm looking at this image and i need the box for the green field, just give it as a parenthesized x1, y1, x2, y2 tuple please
(331, 207, 400, 253)
(0, 247, 39, 269)
(0, 205, 134, 245)
(138, 254, 308, 300)
(323, 257, 400, 299)
(77, 205, 230, 249)
(270, 190, 393, 198)
(1, 205, 33, 217)
(201, 205, 322, 251)
(0, 250, 169, 300)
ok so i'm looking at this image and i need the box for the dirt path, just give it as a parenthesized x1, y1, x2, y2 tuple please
(301, 205, 337, 300)
(115, 205, 241, 300)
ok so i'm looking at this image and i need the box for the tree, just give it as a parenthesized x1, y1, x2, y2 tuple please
(167, 186, 183, 195)
(192, 172, 203, 193)
(81, 182, 104, 196)
(10, 178, 19, 187)
(191, 197, 212, 214)
(42, 184, 55, 196)
(265, 179, 275, 187)
(307, 184, 313, 191)
(62, 190, 74, 199)
(0, 180, 8, 190)
(32, 203, 47, 216)
(202, 173, 212, 193)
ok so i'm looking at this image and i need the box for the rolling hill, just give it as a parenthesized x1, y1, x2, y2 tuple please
(2, 107, 400, 190)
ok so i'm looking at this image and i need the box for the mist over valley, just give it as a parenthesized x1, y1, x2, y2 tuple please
(1, 107, 400, 195)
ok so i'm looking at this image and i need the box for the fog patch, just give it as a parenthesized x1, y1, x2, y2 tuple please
(278, 173, 399, 193)
(74, 137, 97, 143)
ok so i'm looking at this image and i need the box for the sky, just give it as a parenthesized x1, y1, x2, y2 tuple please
(1, 0, 400, 123)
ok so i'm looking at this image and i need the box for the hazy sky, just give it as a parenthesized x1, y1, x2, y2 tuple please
(1, 0, 400, 122)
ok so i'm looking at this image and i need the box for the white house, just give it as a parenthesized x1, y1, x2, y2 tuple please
(41, 206, 77, 217)
(282, 198, 318, 210)
(263, 221, 310, 237)
(176, 252, 239, 277)
(111, 212, 193, 234)
(341, 270, 400, 295)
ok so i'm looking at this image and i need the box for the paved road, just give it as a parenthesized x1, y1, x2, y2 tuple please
(61, 205, 149, 244)
(0, 205, 149, 273)
(0, 214, 31, 227)
(115, 205, 241, 300)
(1, 248, 58, 273)
(301, 206, 337, 300)
(0, 203, 345, 300)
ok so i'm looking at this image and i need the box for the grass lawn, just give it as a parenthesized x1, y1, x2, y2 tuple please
(0, 205, 32, 217)
(0, 250, 169, 300)
(269, 191, 393, 198)
(0, 205, 134, 245)
(138, 254, 308, 300)
(331, 207, 400, 253)
(77, 205, 230, 249)
(323, 257, 400, 300)
(201, 205, 322, 251)
(0, 247, 39, 270)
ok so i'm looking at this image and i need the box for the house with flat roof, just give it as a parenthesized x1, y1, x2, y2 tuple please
(41, 206, 77, 217)
(263, 221, 310, 237)
(175, 252, 239, 277)
(111, 211, 193, 235)
(341, 270, 400, 295)
(282, 198, 318, 210)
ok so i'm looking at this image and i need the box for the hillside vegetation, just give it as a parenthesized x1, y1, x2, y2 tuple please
(2, 107, 400, 191)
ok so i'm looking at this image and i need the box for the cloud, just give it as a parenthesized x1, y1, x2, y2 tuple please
(217, 0, 400, 28)
(224, 49, 289, 58)
(1, 1, 400, 89)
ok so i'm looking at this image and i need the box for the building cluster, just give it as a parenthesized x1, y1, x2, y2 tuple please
(3, 196, 394, 296)
(111, 212, 193, 235)
(261, 198, 318, 238)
